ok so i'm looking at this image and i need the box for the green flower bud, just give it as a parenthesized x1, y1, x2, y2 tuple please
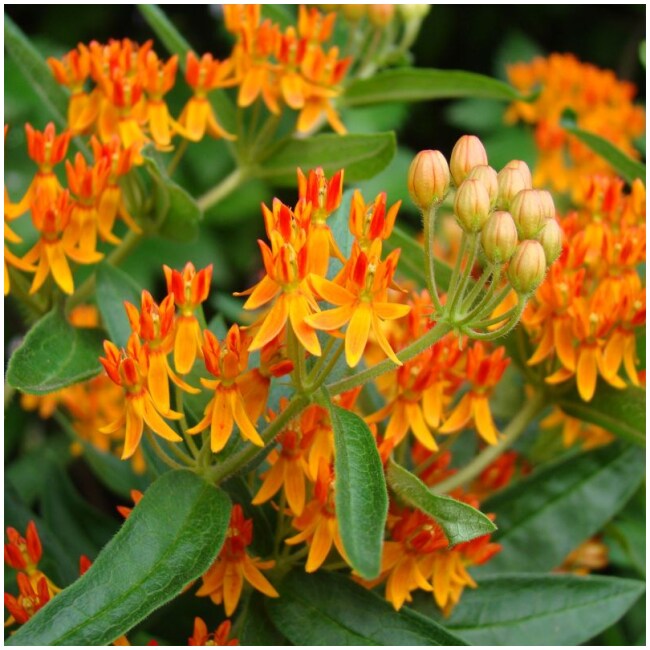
(407, 149, 451, 211)
(450, 135, 488, 186)
(467, 164, 499, 208)
(538, 218, 563, 265)
(399, 4, 430, 19)
(496, 167, 530, 211)
(454, 178, 491, 233)
(508, 240, 547, 294)
(481, 211, 519, 264)
(510, 190, 548, 240)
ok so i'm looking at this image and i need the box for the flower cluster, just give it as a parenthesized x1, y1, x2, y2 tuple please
(522, 175, 645, 405)
(506, 53, 645, 194)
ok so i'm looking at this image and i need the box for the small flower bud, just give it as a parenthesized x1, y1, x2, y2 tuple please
(467, 164, 498, 207)
(508, 240, 547, 294)
(454, 178, 491, 233)
(408, 149, 451, 210)
(481, 211, 519, 264)
(496, 167, 530, 210)
(399, 4, 430, 20)
(510, 190, 548, 240)
(368, 4, 395, 27)
(450, 135, 488, 186)
(538, 219, 563, 265)
(503, 160, 532, 188)
(537, 189, 556, 220)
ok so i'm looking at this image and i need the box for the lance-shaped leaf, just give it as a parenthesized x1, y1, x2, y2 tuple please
(387, 459, 496, 545)
(342, 68, 524, 107)
(327, 402, 388, 580)
(4, 14, 69, 127)
(257, 132, 396, 186)
(96, 262, 142, 349)
(266, 570, 467, 646)
(476, 442, 645, 574)
(7, 470, 231, 646)
(412, 573, 645, 646)
(7, 308, 105, 394)
(560, 111, 646, 184)
(558, 382, 645, 447)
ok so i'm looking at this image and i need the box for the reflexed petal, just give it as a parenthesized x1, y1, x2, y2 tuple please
(281, 72, 305, 110)
(210, 389, 234, 452)
(122, 404, 144, 459)
(142, 398, 182, 442)
(554, 319, 576, 371)
(373, 302, 411, 320)
(405, 402, 438, 451)
(284, 461, 306, 516)
(289, 295, 321, 357)
(252, 461, 284, 505)
(371, 311, 401, 366)
(345, 303, 372, 367)
(231, 391, 264, 446)
(222, 561, 244, 617)
(29, 255, 51, 295)
(239, 67, 265, 107)
(439, 393, 472, 434)
(576, 347, 598, 402)
(45, 244, 74, 295)
(243, 275, 280, 310)
(309, 274, 355, 305)
(305, 520, 332, 572)
(148, 352, 170, 413)
(305, 306, 353, 331)
(472, 396, 499, 445)
(242, 556, 279, 598)
(174, 316, 199, 375)
(250, 296, 289, 351)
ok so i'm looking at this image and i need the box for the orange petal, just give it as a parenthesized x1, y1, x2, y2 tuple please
(306, 519, 333, 573)
(439, 393, 472, 434)
(211, 389, 234, 452)
(404, 402, 438, 451)
(243, 275, 280, 311)
(242, 556, 279, 598)
(122, 403, 144, 459)
(345, 303, 372, 367)
(148, 352, 170, 414)
(284, 461, 306, 516)
(252, 461, 284, 505)
(174, 316, 199, 375)
(372, 302, 411, 320)
(222, 561, 244, 617)
(309, 274, 355, 305)
(371, 311, 401, 366)
(576, 347, 598, 402)
(142, 398, 182, 442)
(45, 243, 74, 295)
(472, 395, 499, 445)
(249, 295, 289, 351)
(231, 390, 264, 446)
(289, 295, 321, 357)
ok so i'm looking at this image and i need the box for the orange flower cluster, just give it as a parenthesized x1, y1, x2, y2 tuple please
(523, 175, 646, 403)
(4, 522, 60, 627)
(197, 504, 278, 616)
(225, 5, 351, 134)
(5, 123, 141, 295)
(506, 53, 645, 193)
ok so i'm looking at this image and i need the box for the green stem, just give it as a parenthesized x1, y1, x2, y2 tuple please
(166, 138, 188, 176)
(273, 491, 288, 558)
(464, 299, 526, 341)
(326, 320, 453, 395)
(449, 233, 479, 318)
(432, 391, 547, 494)
(308, 339, 345, 391)
(196, 168, 246, 212)
(423, 204, 444, 314)
(306, 336, 336, 385)
(471, 304, 519, 329)
(208, 395, 309, 484)
(145, 430, 186, 470)
(460, 263, 496, 316)
(445, 234, 468, 307)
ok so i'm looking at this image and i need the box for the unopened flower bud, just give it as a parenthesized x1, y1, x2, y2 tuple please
(368, 4, 395, 27)
(503, 160, 532, 188)
(399, 4, 430, 20)
(496, 167, 530, 210)
(454, 178, 491, 233)
(537, 189, 555, 220)
(341, 4, 367, 21)
(467, 165, 498, 207)
(450, 135, 488, 186)
(538, 219, 563, 265)
(510, 190, 548, 240)
(408, 149, 450, 210)
(481, 211, 518, 264)
(508, 240, 547, 294)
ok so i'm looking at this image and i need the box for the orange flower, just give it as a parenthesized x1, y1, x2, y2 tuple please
(4, 573, 52, 626)
(284, 459, 347, 572)
(140, 50, 179, 149)
(125, 290, 199, 414)
(189, 618, 238, 646)
(252, 398, 314, 515)
(4, 187, 35, 296)
(348, 190, 400, 252)
(306, 245, 411, 367)
(116, 489, 144, 519)
(21, 190, 103, 295)
(197, 505, 278, 616)
(186, 326, 264, 453)
(100, 334, 183, 459)
(439, 343, 510, 445)
(164, 262, 213, 374)
(4, 522, 41, 574)
(178, 52, 236, 142)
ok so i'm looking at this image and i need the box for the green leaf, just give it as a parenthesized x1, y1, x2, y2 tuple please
(260, 4, 295, 28)
(257, 132, 396, 186)
(327, 402, 388, 580)
(96, 262, 142, 348)
(4, 14, 69, 128)
(558, 383, 645, 447)
(412, 573, 645, 646)
(7, 308, 104, 394)
(239, 592, 289, 646)
(266, 570, 467, 645)
(157, 181, 203, 242)
(386, 225, 454, 291)
(342, 68, 523, 108)
(477, 442, 645, 574)
(387, 459, 496, 545)
(137, 4, 192, 66)
(560, 113, 646, 184)
(8, 470, 231, 646)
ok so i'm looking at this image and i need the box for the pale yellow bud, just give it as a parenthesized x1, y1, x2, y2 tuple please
(481, 211, 519, 264)
(368, 4, 395, 27)
(450, 135, 488, 186)
(508, 240, 547, 294)
(538, 219, 563, 265)
(497, 167, 530, 211)
(503, 160, 533, 188)
(399, 4, 430, 20)
(454, 178, 491, 233)
(408, 149, 451, 211)
(467, 164, 499, 207)
(510, 190, 548, 240)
